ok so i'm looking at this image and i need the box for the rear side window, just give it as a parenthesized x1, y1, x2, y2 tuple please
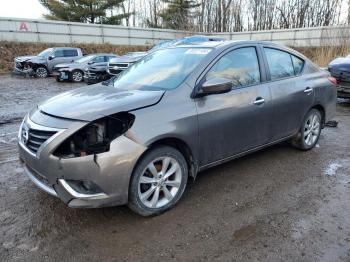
(264, 48, 294, 80)
(63, 49, 78, 57)
(291, 55, 304, 75)
(206, 47, 261, 89)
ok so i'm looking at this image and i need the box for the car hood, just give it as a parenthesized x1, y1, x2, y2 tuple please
(39, 84, 164, 121)
(328, 57, 350, 72)
(16, 55, 40, 62)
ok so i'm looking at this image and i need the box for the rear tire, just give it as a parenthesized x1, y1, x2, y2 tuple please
(35, 66, 48, 78)
(128, 146, 188, 216)
(70, 70, 83, 82)
(291, 109, 322, 150)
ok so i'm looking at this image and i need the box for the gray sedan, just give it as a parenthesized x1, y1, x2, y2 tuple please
(18, 41, 336, 216)
(53, 53, 118, 82)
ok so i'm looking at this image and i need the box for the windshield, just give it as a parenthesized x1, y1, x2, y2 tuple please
(75, 55, 94, 63)
(38, 48, 53, 57)
(113, 47, 212, 91)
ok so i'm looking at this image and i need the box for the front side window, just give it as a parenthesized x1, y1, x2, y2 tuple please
(38, 48, 53, 57)
(75, 55, 94, 63)
(206, 47, 261, 88)
(113, 47, 212, 91)
(92, 56, 106, 63)
(264, 48, 294, 80)
(54, 50, 64, 57)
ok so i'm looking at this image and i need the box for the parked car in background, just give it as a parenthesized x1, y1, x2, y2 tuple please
(172, 35, 225, 45)
(107, 35, 225, 76)
(14, 47, 83, 78)
(53, 53, 117, 83)
(328, 55, 350, 98)
(84, 62, 115, 85)
(18, 41, 336, 216)
(107, 52, 147, 76)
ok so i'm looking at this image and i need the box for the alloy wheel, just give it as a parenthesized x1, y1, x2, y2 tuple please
(303, 112, 321, 146)
(138, 157, 182, 209)
(72, 71, 83, 82)
(36, 67, 48, 78)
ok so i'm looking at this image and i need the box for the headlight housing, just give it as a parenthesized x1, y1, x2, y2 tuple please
(54, 112, 135, 158)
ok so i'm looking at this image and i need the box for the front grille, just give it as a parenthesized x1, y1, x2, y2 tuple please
(109, 63, 130, 68)
(108, 62, 130, 75)
(23, 128, 57, 154)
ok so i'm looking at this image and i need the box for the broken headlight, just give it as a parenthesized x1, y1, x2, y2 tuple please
(54, 112, 135, 158)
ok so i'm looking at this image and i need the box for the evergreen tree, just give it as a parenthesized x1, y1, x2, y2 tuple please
(159, 0, 200, 30)
(39, 0, 130, 25)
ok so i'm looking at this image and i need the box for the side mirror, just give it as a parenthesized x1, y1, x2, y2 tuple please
(198, 77, 232, 97)
(88, 61, 94, 65)
(48, 55, 54, 60)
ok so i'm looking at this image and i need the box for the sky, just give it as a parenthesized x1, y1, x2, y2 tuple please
(0, 0, 348, 24)
(0, 0, 47, 19)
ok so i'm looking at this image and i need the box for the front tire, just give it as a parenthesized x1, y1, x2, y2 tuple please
(291, 109, 322, 150)
(128, 146, 188, 216)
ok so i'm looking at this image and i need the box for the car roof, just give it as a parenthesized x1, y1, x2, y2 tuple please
(87, 53, 117, 56)
(172, 40, 288, 48)
(52, 47, 81, 50)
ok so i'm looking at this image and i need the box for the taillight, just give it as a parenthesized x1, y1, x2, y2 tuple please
(328, 76, 337, 86)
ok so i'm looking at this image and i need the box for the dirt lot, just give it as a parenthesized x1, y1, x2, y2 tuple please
(0, 75, 349, 262)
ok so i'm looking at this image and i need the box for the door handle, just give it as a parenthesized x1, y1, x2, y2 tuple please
(253, 97, 265, 105)
(304, 87, 313, 94)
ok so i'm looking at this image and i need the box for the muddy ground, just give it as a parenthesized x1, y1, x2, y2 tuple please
(0, 75, 349, 262)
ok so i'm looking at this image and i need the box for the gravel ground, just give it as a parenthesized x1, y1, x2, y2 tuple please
(0, 75, 349, 262)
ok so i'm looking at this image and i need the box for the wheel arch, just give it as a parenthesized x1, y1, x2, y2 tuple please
(311, 104, 326, 127)
(144, 137, 198, 178)
(30, 62, 48, 71)
(70, 69, 84, 81)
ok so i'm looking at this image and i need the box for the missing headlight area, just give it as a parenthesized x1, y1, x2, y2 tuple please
(54, 112, 135, 158)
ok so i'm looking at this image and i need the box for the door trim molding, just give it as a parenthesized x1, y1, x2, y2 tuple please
(198, 133, 296, 171)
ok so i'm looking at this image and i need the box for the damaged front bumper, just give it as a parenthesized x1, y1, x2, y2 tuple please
(336, 83, 350, 98)
(18, 113, 146, 208)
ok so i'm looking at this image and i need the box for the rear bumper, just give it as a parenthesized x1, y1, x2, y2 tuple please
(53, 70, 70, 81)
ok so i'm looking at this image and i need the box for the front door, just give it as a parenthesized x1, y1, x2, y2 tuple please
(196, 46, 273, 166)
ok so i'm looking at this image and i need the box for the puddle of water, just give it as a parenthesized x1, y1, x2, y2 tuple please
(233, 224, 257, 240)
(324, 162, 342, 176)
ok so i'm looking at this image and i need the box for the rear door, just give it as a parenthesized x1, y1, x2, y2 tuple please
(62, 49, 79, 63)
(48, 49, 67, 70)
(261, 46, 314, 139)
(196, 45, 274, 166)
